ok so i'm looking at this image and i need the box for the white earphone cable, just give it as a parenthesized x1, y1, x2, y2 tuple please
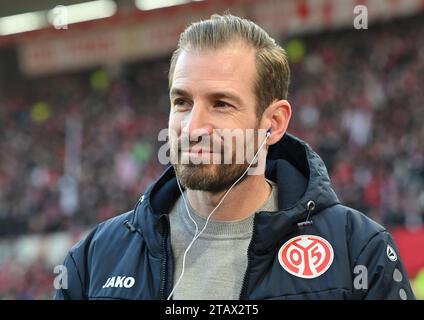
(167, 131, 270, 300)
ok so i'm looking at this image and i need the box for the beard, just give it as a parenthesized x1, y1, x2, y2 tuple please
(169, 127, 261, 193)
(173, 162, 250, 193)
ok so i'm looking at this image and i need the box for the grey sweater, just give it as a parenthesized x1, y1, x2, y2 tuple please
(169, 180, 278, 300)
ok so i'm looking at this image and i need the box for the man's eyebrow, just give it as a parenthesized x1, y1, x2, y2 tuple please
(170, 88, 191, 98)
(170, 88, 243, 105)
(208, 92, 243, 105)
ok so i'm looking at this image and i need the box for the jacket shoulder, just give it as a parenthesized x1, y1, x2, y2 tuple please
(328, 204, 388, 256)
(69, 210, 135, 252)
(338, 205, 387, 257)
(55, 211, 138, 299)
(92, 210, 136, 241)
(325, 204, 385, 239)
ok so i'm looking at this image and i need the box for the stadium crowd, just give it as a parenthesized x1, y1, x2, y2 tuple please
(0, 14, 424, 298)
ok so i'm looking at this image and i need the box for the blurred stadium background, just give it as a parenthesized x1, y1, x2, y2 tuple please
(0, 0, 424, 299)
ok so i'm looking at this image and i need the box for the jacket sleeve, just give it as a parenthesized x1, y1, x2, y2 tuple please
(353, 230, 416, 300)
(55, 226, 99, 300)
(55, 251, 86, 300)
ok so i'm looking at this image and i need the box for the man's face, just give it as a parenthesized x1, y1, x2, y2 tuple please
(169, 42, 262, 193)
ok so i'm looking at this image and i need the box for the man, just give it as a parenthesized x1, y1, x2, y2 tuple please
(56, 14, 415, 300)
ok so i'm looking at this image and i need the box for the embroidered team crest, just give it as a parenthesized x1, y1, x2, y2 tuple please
(278, 235, 334, 279)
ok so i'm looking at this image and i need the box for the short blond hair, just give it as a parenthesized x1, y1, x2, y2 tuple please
(168, 14, 290, 116)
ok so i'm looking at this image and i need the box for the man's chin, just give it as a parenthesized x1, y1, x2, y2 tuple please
(174, 164, 219, 191)
(173, 164, 248, 193)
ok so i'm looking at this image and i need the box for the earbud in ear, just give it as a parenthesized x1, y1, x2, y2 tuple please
(267, 127, 272, 136)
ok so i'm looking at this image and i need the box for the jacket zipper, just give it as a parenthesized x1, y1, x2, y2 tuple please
(160, 216, 170, 300)
(239, 217, 256, 300)
(239, 201, 316, 299)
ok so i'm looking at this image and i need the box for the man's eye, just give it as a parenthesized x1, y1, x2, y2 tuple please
(215, 101, 232, 108)
(174, 99, 189, 107)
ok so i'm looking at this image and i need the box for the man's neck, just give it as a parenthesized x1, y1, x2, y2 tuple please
(186, 175, 272, 221)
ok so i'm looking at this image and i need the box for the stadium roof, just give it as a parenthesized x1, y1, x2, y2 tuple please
(0, 0, 91, 17)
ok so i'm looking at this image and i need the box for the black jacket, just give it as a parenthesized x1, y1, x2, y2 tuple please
(56, 133, 415, 300)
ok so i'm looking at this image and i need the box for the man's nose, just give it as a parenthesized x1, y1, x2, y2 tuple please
(183, 104, 213, 140)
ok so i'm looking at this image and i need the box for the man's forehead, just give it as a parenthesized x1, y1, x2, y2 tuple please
(172, 43, 257, 91)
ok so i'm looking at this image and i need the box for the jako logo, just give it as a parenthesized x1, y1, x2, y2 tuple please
(102, 276, 135, 289)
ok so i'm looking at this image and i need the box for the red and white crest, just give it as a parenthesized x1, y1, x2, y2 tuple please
(278, 235, 334, 279)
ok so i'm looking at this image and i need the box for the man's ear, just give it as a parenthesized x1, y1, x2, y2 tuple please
(262, 99, 292, 145)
